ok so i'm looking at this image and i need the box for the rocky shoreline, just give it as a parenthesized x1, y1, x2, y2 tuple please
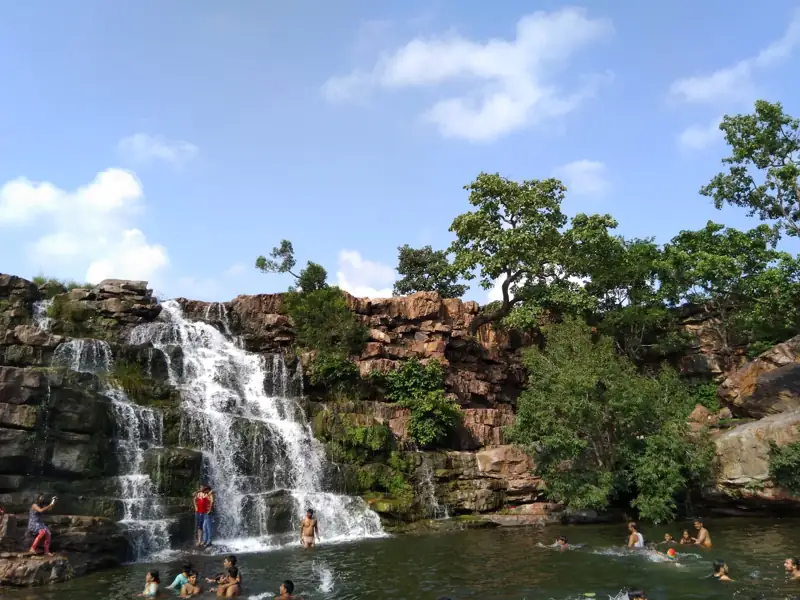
(3, 272, 800, 587)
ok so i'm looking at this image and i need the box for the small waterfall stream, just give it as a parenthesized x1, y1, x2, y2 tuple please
(32, 299, 53, 331)
(417, 454, 450, 520)
(51, 339, 171, 560)
(129, 300, 383, 549)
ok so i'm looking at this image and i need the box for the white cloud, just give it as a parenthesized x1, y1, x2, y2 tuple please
(323, 7, 614, 141)
(669, 10, 800, 104)
(553, 159, 609, 196)
(0, 168, 169, 284)
(335, 249, 395, 298)
(117, 133, 199, 167)
(225, 263, 247, 277)
(678, 116, 723, 150)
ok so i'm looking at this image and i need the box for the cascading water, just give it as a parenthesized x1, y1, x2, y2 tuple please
(417, 455, 450, 520)
(32, 299, 53, 331)
(51, 339, 171, 560)
(129, 300, 383, 549)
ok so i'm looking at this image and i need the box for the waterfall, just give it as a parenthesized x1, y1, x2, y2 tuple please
(129, 300, 384, 549)
(32, 299, 53, 331)
(418, 455, 449, 520)
(51, 339, 171, 560)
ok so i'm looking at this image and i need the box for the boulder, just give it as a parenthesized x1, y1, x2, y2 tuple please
(719, 334, 800, 418)
(0, 553, 73, 587)
(707, 411, 800, 511)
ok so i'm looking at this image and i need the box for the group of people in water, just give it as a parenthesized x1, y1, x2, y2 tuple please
(550, 518, 800, 598)
(138, 555, 299, 599)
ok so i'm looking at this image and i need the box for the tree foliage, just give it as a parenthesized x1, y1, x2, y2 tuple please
(448, 173, 587, 334)
(256, 240, 367, 358)
(393, 244, 468, 298)
(701, 100, 800, 237)
(768, 441, 800, 496)
(506, 318, 714, 523)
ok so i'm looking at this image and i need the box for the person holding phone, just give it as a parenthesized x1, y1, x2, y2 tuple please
(28, 493, 56, 555)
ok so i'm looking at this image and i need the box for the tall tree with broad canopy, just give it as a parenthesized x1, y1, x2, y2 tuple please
(449, 173, 594, 334)
(393, 244, 468, 298)
(701, 100, 800, 237)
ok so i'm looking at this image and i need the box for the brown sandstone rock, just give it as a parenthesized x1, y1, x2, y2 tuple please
(0, 552, 73, 587)
(718, 334, 800, 418)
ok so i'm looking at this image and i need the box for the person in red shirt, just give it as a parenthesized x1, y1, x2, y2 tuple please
(193, 485, 214, 547)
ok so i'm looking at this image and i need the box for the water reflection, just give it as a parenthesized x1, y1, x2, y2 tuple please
(8, 518, 800, 599)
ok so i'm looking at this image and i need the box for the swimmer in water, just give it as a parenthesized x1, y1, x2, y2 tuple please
(679, 530, 695, 545)
(693, 518, 712, 548)
(785, 557, 800, 580)
(627, 521, 645, 549)
(662, 533, 677, 545)
(713, 560, 733, 582)
(628, 590, 647, 600)
(555, 535, 568, 550)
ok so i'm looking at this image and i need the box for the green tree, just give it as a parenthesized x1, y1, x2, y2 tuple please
(255, 239, 327, 292)
(393, 244, 468, 298)
(506, 318, 714, 523)
(256, 240, 367, 358)
(449, 173, 586, 334)
(701, 100, 800, 237)
(657, 221, 800, 353)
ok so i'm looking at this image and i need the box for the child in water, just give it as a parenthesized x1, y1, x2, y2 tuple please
(679, 530, 695, 545)
(138, 570, 160, 597)
(662, 533, 677, 545)
(167, 563, 193, 592)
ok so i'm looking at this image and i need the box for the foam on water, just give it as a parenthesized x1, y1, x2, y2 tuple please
(313, 561, 335, 593)
(129, 300, 384, 551)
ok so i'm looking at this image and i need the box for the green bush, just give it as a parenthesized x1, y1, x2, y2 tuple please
(399, 389, 461, 449)
(308, 352, 360, 396)
(283, 287, 367, 355)
(690, 382, 721, 412)
(32, 275, 88, 299)
(768, 441, 800, 495)
(106, 361, 148, 402)
(506, 317, 715, 523)
(327, 423, 394, 466)
(378, 358, 445, 403)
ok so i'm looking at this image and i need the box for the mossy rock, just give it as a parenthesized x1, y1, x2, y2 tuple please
(143, 447, 204, 498)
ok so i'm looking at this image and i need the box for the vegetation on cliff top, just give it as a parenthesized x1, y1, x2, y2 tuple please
(507, 318, 715, 523)
(768, 441, 800, 496)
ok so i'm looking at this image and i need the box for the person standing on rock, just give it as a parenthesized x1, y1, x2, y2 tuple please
(28, 494, 56, 556)
(193, 485, 215, 547)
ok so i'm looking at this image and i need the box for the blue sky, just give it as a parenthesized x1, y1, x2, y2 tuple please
(1, 1, 799, 302)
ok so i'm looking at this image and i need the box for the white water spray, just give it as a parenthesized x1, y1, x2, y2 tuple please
(32, 299, 53, 331)
(129, 300, 383, 549)
(51, 339, 171, 560)
(418, 455, 449, 520)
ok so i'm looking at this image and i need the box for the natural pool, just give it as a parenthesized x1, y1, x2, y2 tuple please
(8, 518, 800, 599)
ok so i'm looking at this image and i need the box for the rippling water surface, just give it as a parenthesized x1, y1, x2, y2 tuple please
(9, 518, 800, 599)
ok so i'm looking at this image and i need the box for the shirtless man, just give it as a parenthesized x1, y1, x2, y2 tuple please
(180, 572, 203, 597)
(693, 518, 712, 548)
(785, 557, 800, 580)
(300, 509, 319, 548)
(277, 580, 301, 599)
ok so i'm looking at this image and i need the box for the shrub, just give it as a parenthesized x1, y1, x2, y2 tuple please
(32, 275, 88, 299)
(327, 422, 394, 466)
(399, 389, 461, 449)
(768, 441, 800, 495)
(107, 361, 148, 402)
(308, 352, 360, 396)
(506, 317, 715, 523)
(690, 382, 721, 412)
(283, 287, 367, 355)
(378, 358, 445, 403)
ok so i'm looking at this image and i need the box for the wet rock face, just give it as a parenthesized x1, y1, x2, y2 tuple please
(718, 334, 800, 418)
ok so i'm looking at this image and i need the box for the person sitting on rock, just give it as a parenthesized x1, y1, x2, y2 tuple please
(180, 571, 203, 597)
(28, 494, 56, 556)
(167, 562, 193, 592)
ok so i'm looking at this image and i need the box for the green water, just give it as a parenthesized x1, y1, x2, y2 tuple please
(8, 518, 800, 599)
